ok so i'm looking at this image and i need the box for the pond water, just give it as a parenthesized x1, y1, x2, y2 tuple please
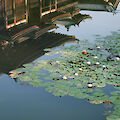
(0, 0, 120, 120)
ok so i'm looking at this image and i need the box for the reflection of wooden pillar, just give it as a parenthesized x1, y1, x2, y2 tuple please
(25, 0, 28, 23)
(55, 0, 57, 10)
(50, 0, 51, 12)
(40, 0, 42, 18)
(13, 0, 16, 25)
(28, 0, 41, 23)
(0, 0, 6, 29)
(4, 0, 7, 27)
(0, 0, 4, 18)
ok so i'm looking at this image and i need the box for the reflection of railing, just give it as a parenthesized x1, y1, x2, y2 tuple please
(114, 0, 119, 9)
(6, 19, 27, 29)
(5, 0, 28, 29)
(40, 0, 78, 17)
(40, 0, 57, 17)
(4, 0, 79, 29)
(41, 9, 56, 16)
(4, 0, 78, 29)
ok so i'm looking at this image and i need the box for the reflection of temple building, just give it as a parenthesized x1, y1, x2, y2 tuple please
(51, 12, 91, 31)
(0, 0, 120, 75)
(0, 0, 81, 74)
(3, 0, 28, 29)
(0, 31, 78, 74)
(76, 0, 119, 12)
(1, 0, 79, 29)
(0, 0, 119, 30)
(0, 0, 90, 45)
(0, 0, 119, 44)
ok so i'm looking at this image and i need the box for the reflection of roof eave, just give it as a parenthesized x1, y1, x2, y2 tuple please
(51, 13, 71, 22)
(53, 20, 74, 26)
(42, 1, 79, 23)
(75, 16, 92, 25)
(76, 4, 107, 11)
(52, 14, 92, 27)
(35, 25, 58, 39)
(44, 9, 81, 24)
(0, 24, 57, 46)
(58, 1, 79, 11)
(6, 19, 27, 29)
(0, 32, 78, 74)
(11, 25, 39, 40)
(42, 11, 72, 24)
(11, 24, 57, 42)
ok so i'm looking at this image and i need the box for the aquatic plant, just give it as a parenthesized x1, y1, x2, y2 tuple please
(11, 31, 120, 120)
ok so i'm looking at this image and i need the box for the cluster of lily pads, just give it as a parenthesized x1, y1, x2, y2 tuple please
(10, 31, 120, 120)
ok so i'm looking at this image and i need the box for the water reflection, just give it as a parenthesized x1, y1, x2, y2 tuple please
(0, 1, 120, 120)
(0, 29, 79, 74)
(0, 0, 119, 29)
(0, 0, 119, 73)
(0, 0, 119, 33)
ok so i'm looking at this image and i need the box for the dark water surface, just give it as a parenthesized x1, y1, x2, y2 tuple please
(0, 75, 106, 120)
(0, 0, 120, 120)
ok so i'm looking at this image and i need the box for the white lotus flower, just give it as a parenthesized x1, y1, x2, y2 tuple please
(75, 73, 78, 76)
(62, 76, 67, 80)
(102, 65, 106, 68)
(56, 61, 60, 63)
(94, 56, 98, 59)
(97, 46, 101, 49)
(79, 68, 83, 71)
(96, 62, 100, 65)
(87, 83, 93, 88)
(87, 61, 91, 65)
(116, 57, 120, 61)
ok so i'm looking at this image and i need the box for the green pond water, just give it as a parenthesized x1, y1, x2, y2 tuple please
(0, 0, 120, 120)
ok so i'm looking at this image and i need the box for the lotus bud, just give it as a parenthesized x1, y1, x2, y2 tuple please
(82, 50, 87, 54)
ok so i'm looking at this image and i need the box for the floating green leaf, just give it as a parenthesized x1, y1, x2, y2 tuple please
(11, 30, 120, 120)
